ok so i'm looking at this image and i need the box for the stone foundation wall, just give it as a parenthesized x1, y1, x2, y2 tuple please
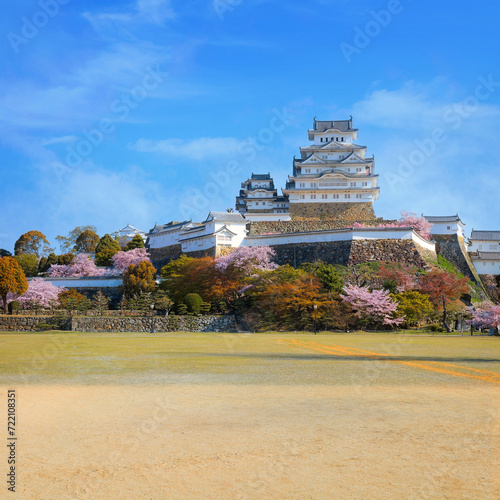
(289, 202, 376, 221)
(0, 315, 237, 333)
(433, 234, 482, 283)
(248, 219, 383, 235)
(269, 238, 435, 268)
(185, 246, 217, 259)
(149, 244, 183, 268)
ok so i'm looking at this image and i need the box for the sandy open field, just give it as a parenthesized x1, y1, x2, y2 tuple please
(0, 332, 499, 499)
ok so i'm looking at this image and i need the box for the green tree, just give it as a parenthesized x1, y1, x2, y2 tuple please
(95, 234, 121, 266)
(58, 289, 91, 312)
(316, 263, 344, 294)
(122, 260, 157, 299)
(14, 230, 52, 257)
(14, 254, 39, 277)
(395, 290, 433, 327)
(0, 249, 12, 257)
(75, 230, 100, 253)
(125, 235, 145, 251)
(183, 293, 203, 314)
(56, 225, 98, 253)
(38, 253, 74, 273)
(92, 291, 109, 315)
(0, 257, 28, 314)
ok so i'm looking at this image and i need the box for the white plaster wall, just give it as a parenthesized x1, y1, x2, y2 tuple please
(473, 260, 500, 275)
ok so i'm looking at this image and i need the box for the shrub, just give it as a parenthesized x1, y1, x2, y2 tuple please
(176, 303, 188, 315)
(36, 322, 53, 331)
(8, 301, 22, 314)
(183, 293, 203, 314)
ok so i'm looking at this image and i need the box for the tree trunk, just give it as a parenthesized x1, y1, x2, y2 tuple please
(2, 294, 7, 314)
(442, 295, 451, 333)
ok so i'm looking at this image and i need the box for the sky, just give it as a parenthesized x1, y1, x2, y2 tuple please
(1, 0, 499, 253)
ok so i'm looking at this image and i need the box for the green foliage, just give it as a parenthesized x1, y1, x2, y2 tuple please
(154, 295, 174, 313)
(95, 234, 121, 266)
(200, 302, 211, 314)
(75, 230, 100, 253)
(58, 289, 91, 312)
(315, 263, 344, 293)
(176, 303, 188, 315)
(14, 253, 39, 277)
(56, 225, 98, 253)
(8, 301, 22, 314)
(382, 279, 398, 295)
(395, 290, 433, 326)
(436, 255, 465, 279)
(38, 253, 75, 273)
(183, 293, 203, 314)
(36, 322, 53, 331)
(92, 291, 109, 315)
(14, 230, 52, 257)
(125, 235, 145, 251)
(0, 249, 12, 257)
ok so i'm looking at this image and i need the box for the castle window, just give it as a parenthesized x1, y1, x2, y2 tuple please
(320, 138, 323, 142)
(356, 168, 362, 172)
(322, 194, 328, 199)
(362, 182, 368, 187)
(333, 194, 339, 199)
(345, 194, 350, 199)
(356, 194, 362, 199)
(300, 195, 305, 199)
(350, 182, 356, 187)
(311, 195, 316, 199)
(310, 183, 317, 187)
(342, 137, 345, 141)
(299, 182, 305, 187)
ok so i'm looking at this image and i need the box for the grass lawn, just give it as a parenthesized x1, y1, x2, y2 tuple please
(1, 331, 499, 386)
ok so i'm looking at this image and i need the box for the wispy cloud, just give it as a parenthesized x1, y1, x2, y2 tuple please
(129, 137, 246, 160)
(41, 135, 79, 146)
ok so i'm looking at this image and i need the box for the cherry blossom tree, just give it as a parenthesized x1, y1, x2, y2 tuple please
(467, 302, 500, 331)
(48, 254, 107, 277)
(111, 248, 151, 274)
(214, 246, 277, 274)
(342, 284, 404, 328)
(18, 278, 65, 309)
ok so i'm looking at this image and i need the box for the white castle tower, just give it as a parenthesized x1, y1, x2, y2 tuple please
(282, 117, 379, 219)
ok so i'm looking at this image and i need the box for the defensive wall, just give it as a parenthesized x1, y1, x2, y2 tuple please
(245, 227, 436, 268)
(289, 202, 377, 221)
(0, 315, 237, 333)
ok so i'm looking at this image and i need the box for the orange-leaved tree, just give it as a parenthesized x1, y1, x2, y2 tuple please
(14, 230, 52, 257)
(122, 260, 158, 299)
(0, 257, 28, 313)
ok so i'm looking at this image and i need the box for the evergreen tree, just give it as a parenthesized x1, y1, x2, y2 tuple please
(125, 234, 145, 251)
(95, 234, 121, 266)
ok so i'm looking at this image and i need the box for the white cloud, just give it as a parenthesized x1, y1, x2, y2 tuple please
(129, 137, 247, 160)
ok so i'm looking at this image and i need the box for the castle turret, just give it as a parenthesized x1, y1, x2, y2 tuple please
(282, 118, 379, 220)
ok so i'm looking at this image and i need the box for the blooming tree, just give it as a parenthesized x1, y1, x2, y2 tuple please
(342, 284, 404, 327)
(214, 246, 277, 274)
(111, 248, 151, 274)
(353, 211, 433, 241)
(467, 302, 500, 330)
(18, 278, 65, 309)
(48, 254, 107, 277)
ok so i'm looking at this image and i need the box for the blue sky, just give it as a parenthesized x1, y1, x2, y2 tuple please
(1, 0, 499, 252)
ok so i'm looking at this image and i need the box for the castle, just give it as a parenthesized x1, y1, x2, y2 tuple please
(145, 118, 497, 284)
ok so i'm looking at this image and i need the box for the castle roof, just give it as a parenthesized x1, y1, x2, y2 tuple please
(204, 211, 246, 223)
(470, 230, 500, 241)
(149, 220, 192, 234)
(423, 214, 464, 225)
(312, 118, 356, 133)
(251, 173, 271, 180)
(471, 251, 500, 261)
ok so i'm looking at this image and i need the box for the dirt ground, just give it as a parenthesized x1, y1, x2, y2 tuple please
(0, 333, 499, 499)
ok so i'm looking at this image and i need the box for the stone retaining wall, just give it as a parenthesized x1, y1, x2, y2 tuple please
(149, 244, 183, 268)
(289, 202, 376, 221)
(433, 234, 482, 284)
(0, 315, 237, 333)
(270, 239, 435, 268)
(248, 219, 386, 235)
